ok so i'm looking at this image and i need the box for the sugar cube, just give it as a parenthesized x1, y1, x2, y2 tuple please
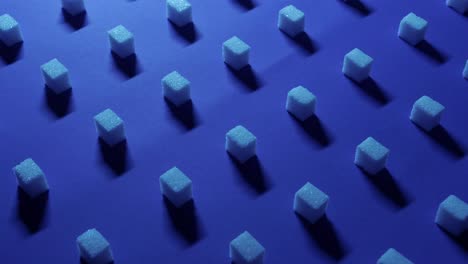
(446, 0, 468, 14)
(398, 13, 428, 46)
(342, 48, 373, 83)
(162, 71, 191, 106)
(230, 231, 265, 264)
(40, 58, 72, 94)
(286, 86, 316, 121)
(225, 125, 257, 163)
(94, 109, 126, 146)
(76, 228, 113, 264)
(354, 137, 389, 175)
(410, 95, 445, 131)
(13, 158, 49, 198)
(0, 14, 23, 46)
(108, 25, 135, 58)
(294, 182, 329, 224)
(223, 36, 250, 70)
(166, 0, 192, 27)
(435, 195, 468, 237)
(61, 0, 86, 16)
(159, 167, 193, 207)
(377, 248, 414, 264)
(277, 5, 305, 37)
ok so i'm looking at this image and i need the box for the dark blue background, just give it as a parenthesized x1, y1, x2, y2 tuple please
(0, 0, 467, 263)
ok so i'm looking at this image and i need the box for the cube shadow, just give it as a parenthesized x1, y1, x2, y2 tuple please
(414, 40, 449, 64)
(360, 168, 411, 208)
(347, 77, 391, 106)
(163, 197, 204, 246)
(164, 98, 200, 131)
(98, 139, 133, 176)
(225, 64, 262, 91)
(16, 187, 49, 235)
(43, 85, 74, 119)
(227, 154, 272, 195)
(296, 214, 348, 260)
(281, 31, 318, 55)
(289, 114, 333, 148)
(168, 21, 200, 44)
(415, 124, 465, 159)
(0, 41, 23, 65)
(338, 0, 373, 16)
(61, 9, 88, 31)
(110, 52, 142, 79)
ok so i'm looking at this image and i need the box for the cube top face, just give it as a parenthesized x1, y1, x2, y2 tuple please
(288, 86, 316, 105)
(77, 228, 111, 258)
(402, 12, 428, 31)
(94, 109, 123, 133)
(357, 137, 389, 162)
(13, 158, 44, 184)
(160, 167, 192, 193)
(413, 96, 445, 117)
(41, 59, 68, 79)
(345, 48, 373, 68)
(108, 25, 133, 44)
(279, 5, 304, 22)
(377, 248, 414, 264)
(223, 36, 250, 56)
(440, 195, 468, 221)
(226, 125, 256, 148)
(295, 182, 329, 210)
(0, 14, 18, 31)
(167, 0, 191, 12)
(162, 71, 190, 92)
(230, 231, 265, 262)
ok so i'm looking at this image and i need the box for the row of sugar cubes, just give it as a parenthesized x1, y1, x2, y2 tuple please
(2, 3, 468, 79)
(15, 156, 467, 263)
(13, 107, 467, 263)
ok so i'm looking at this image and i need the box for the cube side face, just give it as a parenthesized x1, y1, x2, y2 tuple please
(435, 195, 468, 236)
(446, 0, 468, 14)
(225, 126, 257, 163)
(162, 72, 191, 106)
(277, 8, 305, 37)
(159, 167, 193, 207)
(435, 206, 466, 236)
(410, 97, 444, 131)
(43, 72, 71, 93)
(167, 0, 192, 27)
(41, 60, 71, 93)
(377, 248, 413, 264)
(398, 19, 427, 46)
(109, 35, 134, 58)
(342, 52, 372, 82)
(286, 87, 316, 121)
(0, 14, 23, 46)
(226, 138, 256, 163)
(223, 38, 250, 70)
(95, 121, 126, 146)
(61, 0, 86, 16)
(77, 229, 113, 263)
(230, 232, 265, 264)
(354, 140, 389, 175)
(0, 25, 22, 46)
(293, 183, 329, 224)
(13, 159, 49, 198)
(94, 110, 126, 146)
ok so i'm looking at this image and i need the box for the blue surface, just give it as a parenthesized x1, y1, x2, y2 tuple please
(0, 0, 467, 263)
